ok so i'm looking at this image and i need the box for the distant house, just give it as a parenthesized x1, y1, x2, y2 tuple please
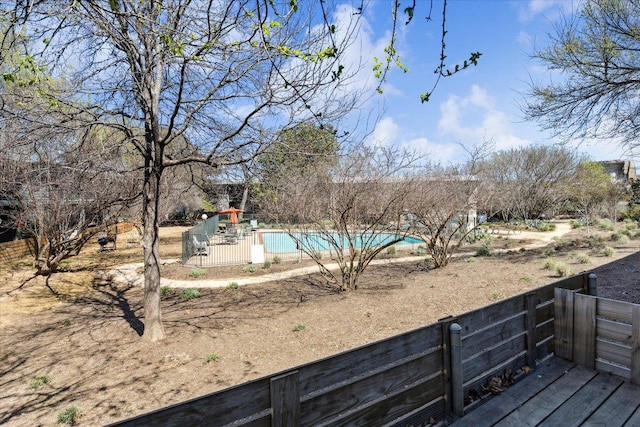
(596, 160, 637, 183)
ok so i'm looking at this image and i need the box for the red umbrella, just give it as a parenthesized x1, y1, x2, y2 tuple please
(217, 207, 243, 224)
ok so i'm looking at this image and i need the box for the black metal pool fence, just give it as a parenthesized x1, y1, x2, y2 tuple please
(182, 222, 424, 267)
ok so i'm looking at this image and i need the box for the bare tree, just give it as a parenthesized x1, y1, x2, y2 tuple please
(479, 146, 581, 221)
(270, 144, 419, 291)
(524, 0, 640, 152)
(405, 162, 481, 268)
(1, 1, 364, 341)
(0, 123, 140, 283)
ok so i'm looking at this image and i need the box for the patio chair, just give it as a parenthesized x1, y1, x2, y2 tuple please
(192, 235, 208, 255)
(224, 228, 238, 244)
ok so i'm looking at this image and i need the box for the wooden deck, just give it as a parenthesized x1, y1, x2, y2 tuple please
(452, 357, 640, 427)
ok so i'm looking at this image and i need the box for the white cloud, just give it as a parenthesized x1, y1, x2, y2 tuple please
(370, 116, 400, 147)
(517, 0, 578, 23)
(369, 116, 464, 164)
(437, 85, 530, 152)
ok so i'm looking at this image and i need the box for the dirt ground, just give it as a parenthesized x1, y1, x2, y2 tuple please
(1, 223, 639, 426)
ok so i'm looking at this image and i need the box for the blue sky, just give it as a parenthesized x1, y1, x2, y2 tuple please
(340, 0, 633, 164)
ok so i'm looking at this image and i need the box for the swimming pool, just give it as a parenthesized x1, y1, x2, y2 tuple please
(261, 231, 423, 254)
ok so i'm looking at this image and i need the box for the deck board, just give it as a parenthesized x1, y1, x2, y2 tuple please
(583, 382, 640, 427)
(539, 373, 623, 427)
(452, 358, 640, 427)
(623, 406, 640, 427)
(494, 365, 597, 427)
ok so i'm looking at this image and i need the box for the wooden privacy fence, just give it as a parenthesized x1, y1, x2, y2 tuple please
(109, 273, 594, 427)
(555, 288, 640, 384)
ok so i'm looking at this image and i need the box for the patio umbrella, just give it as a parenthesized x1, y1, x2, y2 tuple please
(217, 207, 243, 224)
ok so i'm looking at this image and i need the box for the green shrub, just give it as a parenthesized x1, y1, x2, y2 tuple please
(489, 291, 505, 301)
(262, 260, 272, 269)
(410, 246, 427, 256)
(180, 289, 201, 300)
(30, 375, 50, 389)
(543, 258, 558, 270)
(386, 246, 396, 255)
(598, 219, 615, 231)
(475, 245, 491, 257)
(243, 264, 257, 273)
(206, 352, 220, 363)
(188, 268, 206, 278)
(292, 258, 301, 264)
(602, 246, 616, 257)
(466, 257, 477, 263)
(293, 323, 306, 332)
(620, 228, 633, 237)
(56, 406, 82, 425)
(227, 282, 239, 290)
(611, 233, 630, 244)
(519, 276, 532, 283)
(569, 219, 584, 229)
(535, 222, 556, 232)
(272, 256, 282, 264)
(588, 235, 606, 250)
(619, 204, 640, 222)
(555, 262, 572, 277)
(575, 253, 591, 264)
(160, 285, 172, 296)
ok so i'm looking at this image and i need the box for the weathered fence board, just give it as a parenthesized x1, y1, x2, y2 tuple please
(554, 291, 640, 385)
(631, 306, 640, 384)
(298, 326, 442, 398)
(597, 318, 632, 344)
(573, 294, 596, 369)
(463, 352, 528, 398)
(555, 288, 575, 360)
(461, 312, 525, 361)
(110, 377, 272, 426)
(300, 351, 442, 426)
(462, 333, 527, 383)
(318, 375, 444, 427)
(458, 296, 525, 338)
(536, 299, 555, 324)
(271, 371, 300, 427)
(535, 274, 586, 303)
(597, 339, 631, 368)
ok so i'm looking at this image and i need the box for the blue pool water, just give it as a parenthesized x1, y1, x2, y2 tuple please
(261, 232, 423, 254)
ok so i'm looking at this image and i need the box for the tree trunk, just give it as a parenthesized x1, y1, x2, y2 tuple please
(239, 184, 249, 218)
(141, 160, 165, 342)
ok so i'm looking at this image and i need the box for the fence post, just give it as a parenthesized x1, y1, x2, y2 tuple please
(588, 273, 597, 296)
(450, 323, 464, 418)
(525, 292, 538, 367)
(271, 371, 300, 427)
(440, 317, 454, 418)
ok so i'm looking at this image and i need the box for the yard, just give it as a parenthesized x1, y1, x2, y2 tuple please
(1, 223, 639, 426)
